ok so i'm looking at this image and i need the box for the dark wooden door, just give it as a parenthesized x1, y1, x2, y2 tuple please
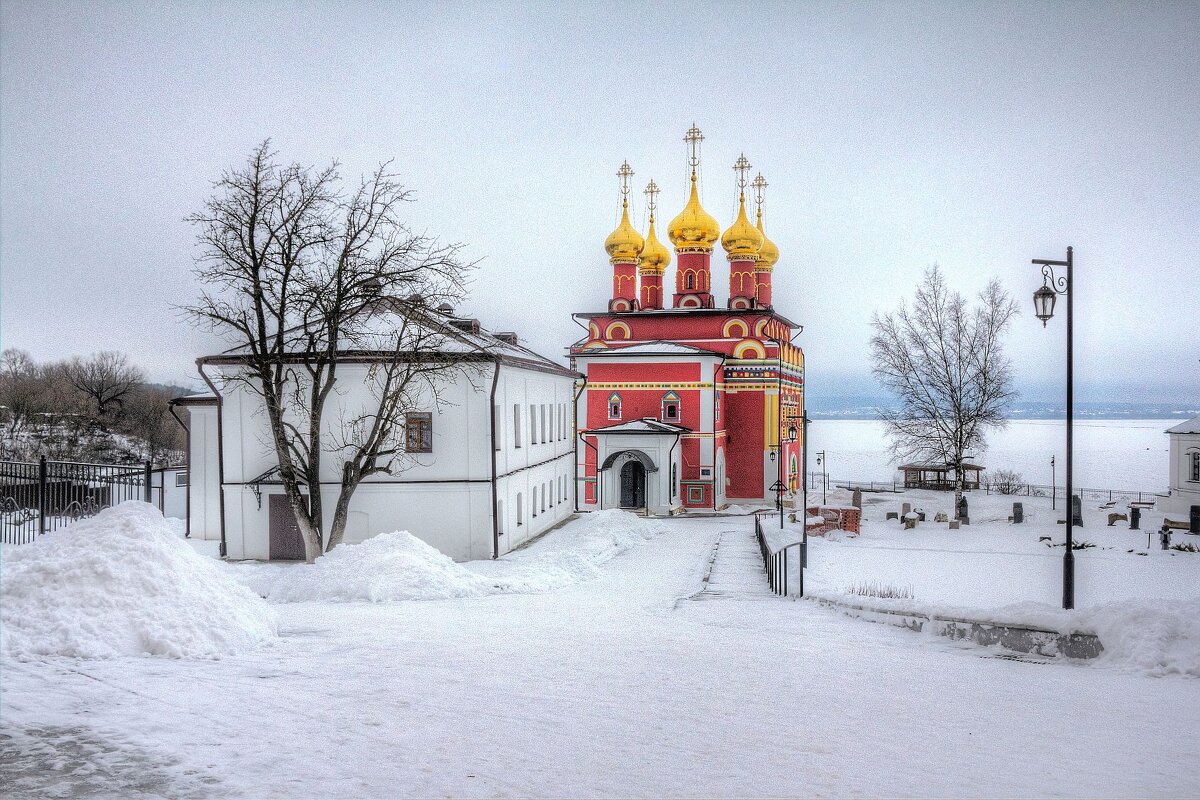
(269, 494, 308, 561)
(619, 461, 645, 509)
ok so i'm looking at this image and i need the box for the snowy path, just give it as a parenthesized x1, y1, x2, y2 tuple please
(691, 519, 776, 601)
(3, 515, 1198, 798)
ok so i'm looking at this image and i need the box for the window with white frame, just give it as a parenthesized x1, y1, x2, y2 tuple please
(516, 493, 523, 525)
(493, 404, 501, 451)
(532, 486, 538, 517)
(541, 404, 547, 443)
(513, 404, 522, 448)
(661, 391, 680, 422)
(1191, 451, 1200, 482)
(529, 404, 536, 446)
(608, 393, 622, 420)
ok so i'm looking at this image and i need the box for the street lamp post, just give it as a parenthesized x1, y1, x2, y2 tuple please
(1032, 245, 1075, 610)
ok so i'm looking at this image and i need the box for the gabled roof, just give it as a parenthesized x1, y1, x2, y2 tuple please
(573, 340, 723, 357)
(1166, 414, 1200, 435)
(586, 418, 691, 435)
(201, 298, 578, 379)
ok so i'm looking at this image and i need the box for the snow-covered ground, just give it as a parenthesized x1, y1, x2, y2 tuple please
(2, 504, 1198, 798)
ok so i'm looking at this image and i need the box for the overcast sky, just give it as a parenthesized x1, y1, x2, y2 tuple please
(2, 1, 1197, 402)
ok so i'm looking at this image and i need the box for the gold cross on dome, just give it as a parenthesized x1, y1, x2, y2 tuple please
(644, 179, 660, 218)
(733, 153, 752, 195)
(616, 160, 634, 204)
(684, 123, 704, 174)
(752, 172, 768, 210)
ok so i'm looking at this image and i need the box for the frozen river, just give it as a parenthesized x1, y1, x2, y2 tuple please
(807, 418, 1174, 491)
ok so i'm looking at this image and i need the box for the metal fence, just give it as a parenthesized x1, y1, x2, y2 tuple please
(754, 513, 805, 597)
(817, 472, 1165, 505)
(0, 457, 151, 545)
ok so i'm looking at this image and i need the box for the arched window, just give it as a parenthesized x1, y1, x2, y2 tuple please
(661, 391, 680, 422)
(516, 493, 523, 525)
(686, 272, 695, 290)
(608, 393, 622, 420)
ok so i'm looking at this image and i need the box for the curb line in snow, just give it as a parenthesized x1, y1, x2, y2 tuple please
(813, 596, 1104, 660)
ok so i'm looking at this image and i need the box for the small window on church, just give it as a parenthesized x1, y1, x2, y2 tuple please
(405, 413, 433, 453)
(685, 273, 694, 290)
(661, 391, 680, 422)
(1191, 451, 1200, 482)
(608, 393, 621, 420)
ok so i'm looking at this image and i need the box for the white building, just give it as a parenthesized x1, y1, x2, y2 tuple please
(1164, 414, 1200, 517)
(174, 305, 579, 561)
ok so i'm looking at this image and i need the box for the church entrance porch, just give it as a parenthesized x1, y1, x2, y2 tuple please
(619, 460, 646, 509)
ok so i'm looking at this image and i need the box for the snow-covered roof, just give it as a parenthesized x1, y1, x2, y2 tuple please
(574, 340, 722, 357)
(170, 391, 217, 405)
(586, 418, 691, 435)
(202, 299, 577, 378)
(1166, 414, 1200, 435)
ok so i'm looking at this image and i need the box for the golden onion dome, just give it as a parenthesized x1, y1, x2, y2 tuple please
(755, 210, 779, 270)
(604, 201, 644, 263)
(721, 194, 764, 260)
(668, 176, 721, 252)
(639, 216, 670, 274)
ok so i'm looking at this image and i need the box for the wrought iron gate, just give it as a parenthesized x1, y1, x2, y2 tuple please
(0, 457, 151, 545)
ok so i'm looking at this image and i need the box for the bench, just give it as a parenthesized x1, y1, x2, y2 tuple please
(1163, 519, 1191, 532)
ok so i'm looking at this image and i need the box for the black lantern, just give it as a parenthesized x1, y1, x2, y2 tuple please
(787, 424, 797, 442)
(1033, 283, 1057, 326)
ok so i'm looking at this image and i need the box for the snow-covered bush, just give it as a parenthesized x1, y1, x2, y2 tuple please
(1, 502, 277, 659)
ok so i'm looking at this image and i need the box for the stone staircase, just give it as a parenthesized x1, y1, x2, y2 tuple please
(689, 524, 776, 602)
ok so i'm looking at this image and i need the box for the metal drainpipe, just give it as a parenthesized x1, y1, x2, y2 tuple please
(197, 360, 228, 558)
(168, 403, 191, 538)
(668, 432, 681, 511)
(712, 356, 725, 511)
(578, 431, 599, 511)
(488, 358, 502, 560)
(571, 366, 587, 512)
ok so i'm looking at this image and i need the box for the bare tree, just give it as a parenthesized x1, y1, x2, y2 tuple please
(871, 265, 1018, 516)
(61, 351, 144, 426)
(119, 385, 186, 466)
(187, 141, 475, 561)
(0, 348, 40, 444)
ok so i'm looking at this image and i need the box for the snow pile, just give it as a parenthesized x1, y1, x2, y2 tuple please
(266, 531, 495, 602)
(1, 502, 277, 659)
(255, 509, 665, 602)
(480, 508, 667, 592)
(1082, 599, 1200, 677)
(811, 586, 1200, 676)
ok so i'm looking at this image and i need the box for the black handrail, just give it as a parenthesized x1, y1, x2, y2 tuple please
(754, 513, 805, 597)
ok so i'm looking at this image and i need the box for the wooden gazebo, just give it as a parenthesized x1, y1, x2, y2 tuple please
(898, 462, 985, 491)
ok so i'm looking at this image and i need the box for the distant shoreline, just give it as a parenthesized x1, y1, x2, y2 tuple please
(807, 413, 1194, 422)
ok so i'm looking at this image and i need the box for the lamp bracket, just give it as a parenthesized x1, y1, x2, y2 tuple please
(1038, 263, 1069, 295)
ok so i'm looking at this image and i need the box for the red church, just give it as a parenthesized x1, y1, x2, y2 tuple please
(571, 125, 805, 514)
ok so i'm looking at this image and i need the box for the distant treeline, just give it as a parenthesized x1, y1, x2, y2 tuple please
(0, 349, 187, 465)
